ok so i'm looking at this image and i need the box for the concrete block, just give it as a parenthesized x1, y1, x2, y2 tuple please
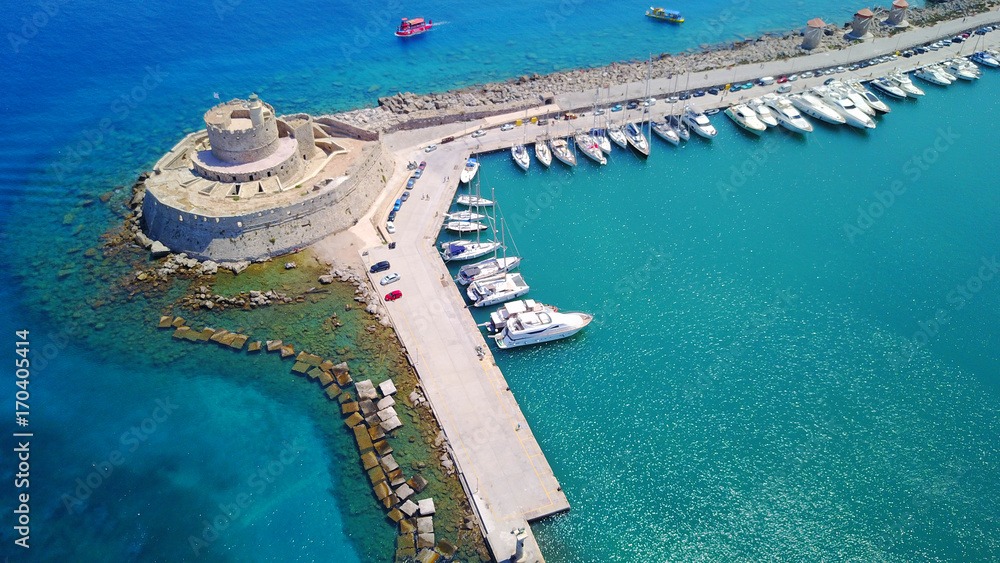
(377, 407, 397, 422)
(376, 396, 395, 410)
(355, 379, 378, 400)
(417, 498, 435, 516)
(416, 516, 433, 534)
(399, 500, 418, 517)
(379, 379, 397, 396)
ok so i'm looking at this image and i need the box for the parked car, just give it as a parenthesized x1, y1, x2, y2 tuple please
(758, 76, 775, 85)
(386, 221, 395, 234)
(693, 90, 707, 97)
(787, 74, 799, 82)
(414, 169, 423, 179)
(400, 192, 410, 202)
(594, 108, 606, 115)
(707, 87, 720, 95)
(824, 77, 836, 85)
(388, 210, 396, 221)
(472, 129, 486, 138)
(679, 92, 691, 100)
(385, 290, 402, 301)
(406, 178, 415, 189)
(611, 104, 623, 112)
(626, 101, 639, 109)
(643, 97, 657, 106)
(500, 123, 515, 131)
(776, 76, 788, 84)
(380, 273, 401, 286)
(424, 144, 437, 153)
(952, 35, 964, 43)
(419, 161, 426, 169)
(393, 198, 402, 211)
(370, 260, 390, 274)
(777, 84, 792, 93)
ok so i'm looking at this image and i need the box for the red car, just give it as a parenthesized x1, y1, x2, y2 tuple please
(776, 76, 788, 84)
(385, 290, 402, 301)
(419, 161, 427, 170)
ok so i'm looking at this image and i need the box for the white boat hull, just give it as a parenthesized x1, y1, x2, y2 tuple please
(442, 241, 503, 261)
(459, 163, 479, 184)
(550, 139, 577, 167)
(511, 145, 531, 171)
(456, 195, 494, 207)
(457, 256, 522, 285)
(445, 221, 487, 233)
(574, 134, 607, 165)
(494, 312, 593, 349)
(789, 94, 845, 125)
(651, 123, 680, 145)
(608, 127, 628, 149)
(624, 123, 650, 156)
(534, 142, 552, 167)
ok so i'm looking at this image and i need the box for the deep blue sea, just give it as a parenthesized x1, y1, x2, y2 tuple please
(2, 0, 999, 561)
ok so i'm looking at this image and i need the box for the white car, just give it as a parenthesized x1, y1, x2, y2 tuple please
(380, 273, 401, 286)
(787, 74, 799, 82)
(594, 108, 605, 115)
(642, 97, 657, 106)
(500, 123, 515, 131)
(386, 221, 395, 234)
(472, 129, 486, 138)
(424, 144, 437, 153)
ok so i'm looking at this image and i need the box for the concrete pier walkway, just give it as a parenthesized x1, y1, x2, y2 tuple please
(361, 136, 568, 562)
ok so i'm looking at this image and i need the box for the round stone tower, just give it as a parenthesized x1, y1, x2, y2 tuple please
(203, 93, 280, 164)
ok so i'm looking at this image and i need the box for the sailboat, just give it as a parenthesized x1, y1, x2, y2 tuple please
(550, 138, 577, 167)
(534, 140, 552, 167)
(574, 131, 607, 165)
(510, 144, 530, 171)
(608, 82, 630, 149)
(443, 176, 503, 261)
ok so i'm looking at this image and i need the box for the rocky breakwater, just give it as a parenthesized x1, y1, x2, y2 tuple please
(322, 262, 395, 330)
(331, 0, 996, 132)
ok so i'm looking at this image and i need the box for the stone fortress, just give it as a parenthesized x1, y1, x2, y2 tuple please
(141, 94, 392, 264)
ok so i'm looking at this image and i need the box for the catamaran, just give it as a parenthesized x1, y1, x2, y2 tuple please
(459, 157, 480, 183)
(467, 273, 530, 307)
(457, 256, 522, 286)
(550, 138, 577, 167)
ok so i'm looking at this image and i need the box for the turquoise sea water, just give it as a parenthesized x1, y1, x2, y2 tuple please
(1, 0, 997, 561)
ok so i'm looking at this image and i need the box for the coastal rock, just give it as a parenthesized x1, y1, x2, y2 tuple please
(201, 261, 219, 275)
(134, 231, 153, 249)
(149, 241, 170, 259)
(220, 261, 250, 275)
(318, 274, 335, 284)
(365, 304, 377, 314)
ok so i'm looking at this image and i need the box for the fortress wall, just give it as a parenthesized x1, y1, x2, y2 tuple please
(206, 104, 280, 164)
(142, 140, 392, 262)
(314, 116, 381, 141)
(191, 146, 304, 185)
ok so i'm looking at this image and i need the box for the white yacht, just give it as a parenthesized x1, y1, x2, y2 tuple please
(971, 51, 1000, 68)
(810, 86, 875, 129)
(607, 126, 628, 149)
(844, 80, 891, 113)
(651, 121, 680, 145)
(456, 194, 494, 207)
(591, 128, 612, 154)
(887, 71, 925, 97)
(484, 299, 549, 333)
(942, 58, 980, 80)
(467, 273, 530, 307)
(747, 97, 779, 127)
(441, 240, 503, 261)
(829, 81, 875, 117)
(457, 256, 522, 286)
(665, 115, 690, 141)
(788, 92, 846, 125)
(914, 65, 953, 86)
(493, 308, 593, 349)
(534, 141, 552, 168)
(681, 105, 718, 138)
(870, 76, 907, 99)
(511, 144, 531, 171)
(763, 94, 813, 134)
(459, 158, 480, 183)
(445, 221, 488, 233)
(550, 138, 577, 167)
(724, 104, 767, 134)
(445, 210, 486, 221)
(624, 122, 650, 156)
(574, 133, 607, 165)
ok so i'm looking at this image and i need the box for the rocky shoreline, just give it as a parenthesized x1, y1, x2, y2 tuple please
(332, 0, 997, 132)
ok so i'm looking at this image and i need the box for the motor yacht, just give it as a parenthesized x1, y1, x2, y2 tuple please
(651, 121, 680, 145)
(870, 76, 908, 99)
(624, 122, 651, 156)
(747, 97, 779, 127)
(971, 51, 1000, 68)
(828, 81, 876, 116)
(457, 256, 522, 286)
(534, 141, 552, 167)
(493, 308, 593, 349)
(459, 157, 480, 183)
(441, 240, 503, 261)
(550, 138, 577, 167)
(914, 65, 953, 86)
(810, 86, 875, 129)
(942, 58, 980, 80)
(763, 93, 813, 133)
(788, 92, 846, 125)
(484, 299, 549, 333)
(724, 104, 767, 134)
(887, 71, 924, 97)
(681, 105, 718, 138)
(574, 132, 608, 165)
(468, 273, 530, 307)
(511, 144, 531, 171)
(844, 80, 891, 113)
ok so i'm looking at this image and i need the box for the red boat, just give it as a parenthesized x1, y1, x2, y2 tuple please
(395, 17, 432, 37)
